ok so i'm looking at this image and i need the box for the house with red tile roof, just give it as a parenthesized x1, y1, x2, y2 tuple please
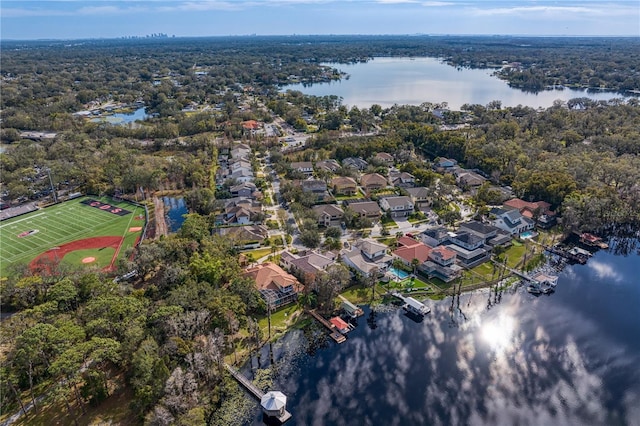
(392, 241, 433, 267)
(503, 198, 556, 229)
(421, 245, 462, 283)
(244, 262, 304, 309)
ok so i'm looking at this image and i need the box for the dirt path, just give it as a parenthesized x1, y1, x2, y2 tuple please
(153, 196, 168, 238)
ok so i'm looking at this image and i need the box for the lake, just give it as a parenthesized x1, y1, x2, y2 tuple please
(91, 107, 149, 125)
(283, 58, 630, 110)
(247, 241, 640, 425)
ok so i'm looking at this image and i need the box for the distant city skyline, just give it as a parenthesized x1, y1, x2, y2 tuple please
(1, 0, 639, 40)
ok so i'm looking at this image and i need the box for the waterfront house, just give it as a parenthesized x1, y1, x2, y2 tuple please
(280, 249, 334, 282)
(503, 198, 557, 229)
(244, 262, 303, 309)
(446, 231, 491, 267)
(379, 196, 414, 218)
(491, 207, 535, 236)
(458, 220, 511, 247)
(341, 239, 392, 277)
(392, 239, 433, 268)
(421, 246, 462, 283)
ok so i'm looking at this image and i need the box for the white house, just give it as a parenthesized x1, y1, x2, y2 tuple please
(491, 208, 535, 236)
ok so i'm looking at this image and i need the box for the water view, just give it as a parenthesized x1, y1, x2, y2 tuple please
(91, 107, 149, 125)
(248, 243, 640, 425)
(283, 58, 630, 110)
(163, 196, 188, 232)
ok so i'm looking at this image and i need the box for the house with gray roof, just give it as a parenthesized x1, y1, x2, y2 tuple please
(378, 195, 414, 218)
(419, 227, 452, 247)
(405, 187, 433, 211)
(280, 249, 335, 282)
(312, 204, 344, 227)
(446, 231, 491, 267)
(344, 200, 382, 220)
(491, 208, 535, 236)
(315, 159, 341, 173)
(291, 161, 314, 176)
(342, 157, 369, 171)
(341, 239, 392, 277)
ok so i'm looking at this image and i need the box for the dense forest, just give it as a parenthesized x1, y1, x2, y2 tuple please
(1, 35, 639, 424)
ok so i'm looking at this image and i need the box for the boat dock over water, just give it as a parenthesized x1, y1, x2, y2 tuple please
(306, 310, 347, 343)
(545, 245, 588, 264)
(388, 291, 430, 316)
(224, 363, 292, 424)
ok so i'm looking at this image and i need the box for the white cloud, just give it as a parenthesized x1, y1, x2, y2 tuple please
(469, 4, 634, 17)
(422, 1, 454, 6)
(588, 259, 623, 282)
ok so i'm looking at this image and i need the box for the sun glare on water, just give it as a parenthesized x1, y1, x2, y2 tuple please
(481, 315, 516, 352)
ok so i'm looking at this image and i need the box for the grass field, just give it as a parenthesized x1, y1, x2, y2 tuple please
(0, 196, 145, 276)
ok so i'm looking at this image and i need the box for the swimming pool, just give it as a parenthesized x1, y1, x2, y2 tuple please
(520, 230, 536, 239)
(389, 267, 410, 279)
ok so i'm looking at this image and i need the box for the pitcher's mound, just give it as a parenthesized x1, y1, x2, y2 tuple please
(82, 257, 96, 264)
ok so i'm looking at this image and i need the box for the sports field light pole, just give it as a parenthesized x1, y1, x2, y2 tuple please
(47, 168, 58, 203)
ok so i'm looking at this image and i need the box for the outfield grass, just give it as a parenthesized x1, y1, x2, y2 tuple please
(0, 196, 145, 275)
(62, 248, 116, 268)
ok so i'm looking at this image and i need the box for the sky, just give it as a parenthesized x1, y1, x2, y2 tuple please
(1, 0, 639, 40)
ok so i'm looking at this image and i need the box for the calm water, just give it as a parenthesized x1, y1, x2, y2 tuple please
(283, 58, 630, 110)
(248, 243, 640, 425)
(163, 196, 188, 232)
(91, 107, 148, 125)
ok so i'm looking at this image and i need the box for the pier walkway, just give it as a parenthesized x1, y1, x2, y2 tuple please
(224, 363, 293, 423)
(224, 363, 264, 399)
(306, 310, 346, 343)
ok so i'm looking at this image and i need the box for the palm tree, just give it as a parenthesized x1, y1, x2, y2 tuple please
(411, 258, 420, 275)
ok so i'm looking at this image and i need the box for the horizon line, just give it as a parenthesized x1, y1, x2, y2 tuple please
(3, 33, 640, 42)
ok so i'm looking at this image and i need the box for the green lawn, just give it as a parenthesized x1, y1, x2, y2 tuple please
(0, 196, 145, 276)
(257, 304, 302, 338)
(62, 248, 116, 268)
(380, 215, 397, 226)
(243, 247, 274, 260)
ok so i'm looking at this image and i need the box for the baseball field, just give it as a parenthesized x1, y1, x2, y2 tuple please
(0, 196, 146, 276)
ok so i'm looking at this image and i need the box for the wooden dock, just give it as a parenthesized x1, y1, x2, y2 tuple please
(306, 310, 346, 343)
(545, 245, 587, 264)
(224, 363, 292, 423)
(224, 363, 264, 399)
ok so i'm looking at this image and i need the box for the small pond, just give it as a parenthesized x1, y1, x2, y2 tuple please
(91, 107, 149, 125)
(163, 196, 188, 233)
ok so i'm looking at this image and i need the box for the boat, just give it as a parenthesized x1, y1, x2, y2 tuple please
(526, 284, 542, 294)
(540, 282, 555, 294)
